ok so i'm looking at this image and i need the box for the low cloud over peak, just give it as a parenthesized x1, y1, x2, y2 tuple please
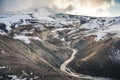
(0, 0, 119, 17)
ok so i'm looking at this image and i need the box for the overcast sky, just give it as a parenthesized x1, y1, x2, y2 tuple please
(0, 0, 120, 17)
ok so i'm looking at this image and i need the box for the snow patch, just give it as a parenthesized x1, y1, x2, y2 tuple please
(0, 66, 6, 69)
(0, 30, 7, 35)
(14, 35, 31, 44)
(52, 28, 70, 33)
(0, 14, 32, 31)
(61, 38, 65, 42)
(28, 37, 43, 42)
(95, 32, 107, 42)
(1, 51, 7, 55)
(8, 75, 27, 80)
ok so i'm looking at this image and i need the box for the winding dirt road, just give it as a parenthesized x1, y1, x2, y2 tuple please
(60, 48, 112, 80)
(60, 48, 93, 79)
(60, 48, 80, 78)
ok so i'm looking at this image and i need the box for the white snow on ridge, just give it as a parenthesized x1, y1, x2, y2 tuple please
(52, 28, 70, 33)
(14, 35, 31, 44)
(13, 34, 43, 44)
(0, 14, 32, 30)
(0, 30, 7, 35)
(81, 21, 99, 29)
(33, 8, 55, 21)
(20, 8, 55, 21)
(0, 8, 120, 42)
(94, 32, 107, 42)
(84, 22, 120, 42)
(0, 8, 55, 31)
(28, 36, 43, 42)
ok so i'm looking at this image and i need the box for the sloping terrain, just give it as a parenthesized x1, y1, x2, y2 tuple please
(69, 37, 120, 79)
(0, 31, 78, 80)
(0, 8, 120, 80)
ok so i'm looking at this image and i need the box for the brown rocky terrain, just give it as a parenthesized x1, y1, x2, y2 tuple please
(0, 24, 85, 80)
(69, 37, 120, 80)
(0, 10, 120, 80)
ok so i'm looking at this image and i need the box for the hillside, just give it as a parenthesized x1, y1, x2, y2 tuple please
(0, 8, 120, 80)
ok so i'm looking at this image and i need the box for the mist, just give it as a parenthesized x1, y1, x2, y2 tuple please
(0, 0, 119, 17)
(0, 0, 54, 13)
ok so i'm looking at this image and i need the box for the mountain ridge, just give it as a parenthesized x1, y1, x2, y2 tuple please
(0, 7, 120, 80)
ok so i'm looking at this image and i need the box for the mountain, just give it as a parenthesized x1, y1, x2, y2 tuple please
(0, 8, 120, 80)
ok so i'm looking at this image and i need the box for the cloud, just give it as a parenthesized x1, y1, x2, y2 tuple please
(31, 0, 54, 8)
(0, 0, 118, 17)
(52, 0, 114, 10)
(80, 0, 114, 7)
(0, 0, 54, 13)
(52, 0, 115, 16)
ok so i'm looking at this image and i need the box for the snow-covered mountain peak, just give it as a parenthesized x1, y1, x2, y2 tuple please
(0, 8, 120, 43)
(19, 7, 56, 15)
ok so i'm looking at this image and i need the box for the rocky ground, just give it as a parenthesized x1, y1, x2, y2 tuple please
(0, 34, 81, 80)
(69, 36, 120, 80)
(0, 8, 120, 80)
(0, 22, 90, 80)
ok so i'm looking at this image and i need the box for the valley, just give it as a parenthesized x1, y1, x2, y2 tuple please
(0, 8, 120, 80)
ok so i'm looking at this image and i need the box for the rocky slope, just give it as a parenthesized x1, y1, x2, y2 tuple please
(0, 8, 120, 80)
(0, 28, 78, 80)
(69, 37, 120, 79)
